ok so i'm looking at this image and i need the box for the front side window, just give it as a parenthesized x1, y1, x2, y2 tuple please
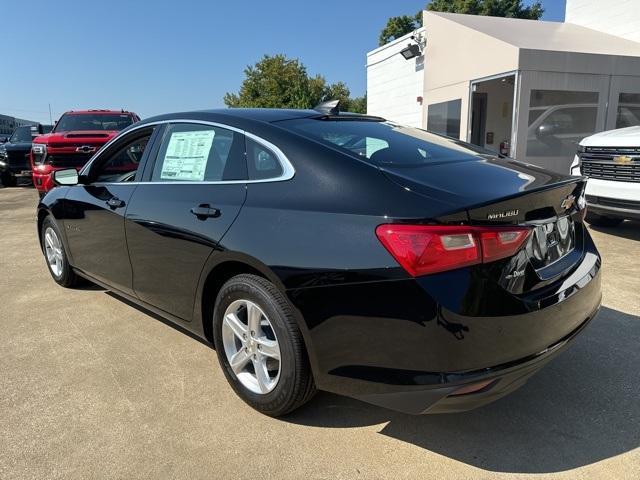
(53, 113, 135, 132)
(151, 123, 246, 182)
(93, 133, 151, 183)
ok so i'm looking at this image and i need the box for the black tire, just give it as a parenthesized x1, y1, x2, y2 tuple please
(586, 212, 624, 228)
(0, 171, 16, 187)
(41, 216, 80, 288)
(213, 274, 316, 416)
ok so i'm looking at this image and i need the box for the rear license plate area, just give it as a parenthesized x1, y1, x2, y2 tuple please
(529, 216, 575, 270)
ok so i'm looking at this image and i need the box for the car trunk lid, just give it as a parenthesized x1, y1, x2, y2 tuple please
(379, 155, 579, 212)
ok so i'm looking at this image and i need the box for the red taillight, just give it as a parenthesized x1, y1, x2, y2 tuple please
(375, 225, 480, 276)
(375, 224, 530, 276)
(477, 228, 531, 263)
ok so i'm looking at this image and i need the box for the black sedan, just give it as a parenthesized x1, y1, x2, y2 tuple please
(37, 104, 601, 416)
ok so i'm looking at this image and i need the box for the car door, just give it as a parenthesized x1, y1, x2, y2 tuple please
(62, 126, 158, 295)
(124, 122, 248, 321)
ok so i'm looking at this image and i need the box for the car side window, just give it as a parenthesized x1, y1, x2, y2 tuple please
(93, 133, 151, 183)
(151, 123, 246, 182)
(246, 138, 283, 180)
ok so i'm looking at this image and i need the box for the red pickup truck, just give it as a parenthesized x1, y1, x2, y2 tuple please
(31, 109, 140, 197)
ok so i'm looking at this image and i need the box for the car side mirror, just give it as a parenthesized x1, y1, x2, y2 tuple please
(52, 168, 79, 186)
(0, 137, 7, 143)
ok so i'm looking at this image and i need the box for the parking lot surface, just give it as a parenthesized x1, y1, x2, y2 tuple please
(1, 187, 639, 480)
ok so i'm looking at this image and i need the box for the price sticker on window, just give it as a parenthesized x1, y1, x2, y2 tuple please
(160, 130, 215, 181)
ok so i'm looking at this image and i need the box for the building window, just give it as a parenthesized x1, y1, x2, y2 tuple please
(427, 99, 461, 139)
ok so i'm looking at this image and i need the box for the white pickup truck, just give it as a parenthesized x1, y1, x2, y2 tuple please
(571, 126, 640, 227)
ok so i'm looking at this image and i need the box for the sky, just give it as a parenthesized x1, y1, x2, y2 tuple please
(1, 0, 565, 124)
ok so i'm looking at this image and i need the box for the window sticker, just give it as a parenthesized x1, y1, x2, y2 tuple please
(160, 130, 216, 181)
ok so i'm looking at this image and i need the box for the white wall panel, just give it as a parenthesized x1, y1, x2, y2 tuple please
(566, 0, 640, 43)
(366, 31, 424, 127)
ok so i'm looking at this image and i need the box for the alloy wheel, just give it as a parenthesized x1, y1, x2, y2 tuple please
(44, 227, 64, 277)
(222, 299, 281, 394)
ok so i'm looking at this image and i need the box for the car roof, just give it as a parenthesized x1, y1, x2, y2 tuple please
(138, 108, 318, 124)
(204, 108, 322, 122)
(137, 108, 381, 127)
(63, 110, 137, 115)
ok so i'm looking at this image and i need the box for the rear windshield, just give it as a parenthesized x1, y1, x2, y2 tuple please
(278, 118, 487, 166)
(53, 113, 134, 133)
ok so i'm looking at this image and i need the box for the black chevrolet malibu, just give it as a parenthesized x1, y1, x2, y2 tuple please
(37, 105, 601, 416)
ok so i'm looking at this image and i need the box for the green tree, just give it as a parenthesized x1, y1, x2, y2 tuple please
(224, 54, 366, 113)
(346, 94, 367, 114)
(378, 15, 421, 46)
(323, 83, 367, 113)
(308, 74, 327, 106)
(223, 54, 313, 109)
(378, 0, 544, 46)
(426, 0, 543, 20)
(322, 81, 351, 106)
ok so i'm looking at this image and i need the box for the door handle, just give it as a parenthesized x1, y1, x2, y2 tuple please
(190, 204, 220, 219)
(106, 197, 125, 209)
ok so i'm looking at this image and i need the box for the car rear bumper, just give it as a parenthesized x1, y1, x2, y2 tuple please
(352, 305, 599, 414)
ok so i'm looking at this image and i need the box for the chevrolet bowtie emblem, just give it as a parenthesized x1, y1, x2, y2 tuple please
(76, 145, 96, 153)
(561, 194, 576, 211)
(613, 155, 633, 164)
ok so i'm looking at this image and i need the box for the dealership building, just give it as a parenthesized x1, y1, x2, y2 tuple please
(366, 0, 640, 173)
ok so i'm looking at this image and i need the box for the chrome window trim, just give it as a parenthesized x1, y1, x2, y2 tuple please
(80, 118, 295, 184)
